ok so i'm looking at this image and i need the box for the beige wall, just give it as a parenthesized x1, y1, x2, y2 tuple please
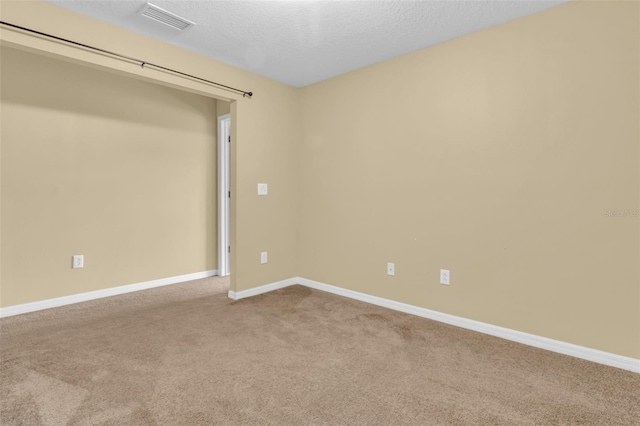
(1, 46, 218, 306)
(299, 1, 639, 358)
(0, 0, 301, 301)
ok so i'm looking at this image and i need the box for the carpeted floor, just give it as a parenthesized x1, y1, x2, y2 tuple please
(1, 276, 639, 425)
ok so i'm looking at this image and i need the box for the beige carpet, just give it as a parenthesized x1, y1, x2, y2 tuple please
(1, 276, 639, 425)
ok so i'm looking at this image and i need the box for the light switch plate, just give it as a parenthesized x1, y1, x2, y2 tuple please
(261, 251, 268, 264)
(258, 183, 268, 195)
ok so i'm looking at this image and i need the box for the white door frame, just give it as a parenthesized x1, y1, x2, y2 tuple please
(218, 114, 231, 276)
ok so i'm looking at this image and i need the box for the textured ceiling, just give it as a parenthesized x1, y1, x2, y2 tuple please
(48, 0, 568, 87)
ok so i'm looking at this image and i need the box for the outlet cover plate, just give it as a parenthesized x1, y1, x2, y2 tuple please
(72, 255, 84, 269)
(440, 269, 450, 285)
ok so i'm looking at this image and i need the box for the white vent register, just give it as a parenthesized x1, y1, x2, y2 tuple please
(139, 3, 195, 31)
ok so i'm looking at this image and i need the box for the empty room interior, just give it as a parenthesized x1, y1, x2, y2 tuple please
(1, 0, 639, 424)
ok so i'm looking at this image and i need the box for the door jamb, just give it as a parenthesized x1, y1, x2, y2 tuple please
(218, 113, 231, 276)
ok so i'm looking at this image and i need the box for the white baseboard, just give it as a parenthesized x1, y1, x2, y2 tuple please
(228, 277, 299, 300)
(229, 276, 640, 374)
(0, 270, 218, 318)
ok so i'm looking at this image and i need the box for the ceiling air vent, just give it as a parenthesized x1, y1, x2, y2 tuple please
(138, 3, 195, 31)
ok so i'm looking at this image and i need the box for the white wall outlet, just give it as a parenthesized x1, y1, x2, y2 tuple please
(440, 269, 450, 285)
(387, 262, 395, 276)
(261, 251, 268, 264)
(258, 183, 268, 195)
(72, 255, 84, 269)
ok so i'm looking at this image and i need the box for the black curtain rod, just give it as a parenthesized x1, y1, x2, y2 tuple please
(0, 21, 253, 98)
